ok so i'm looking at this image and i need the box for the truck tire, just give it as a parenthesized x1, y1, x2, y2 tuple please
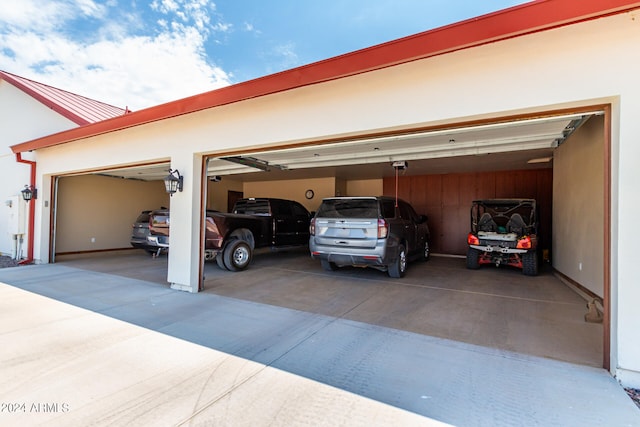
(466, 247, 480, 269)
(522, 250, 538, 276)
(223, 239, 253, 271)
(216, 252, 227, 270)
(388, 244, 407, 278)
(320, 259, 338, 271)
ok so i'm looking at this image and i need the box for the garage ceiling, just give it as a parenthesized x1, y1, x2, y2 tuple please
(94, 112, 598, 182)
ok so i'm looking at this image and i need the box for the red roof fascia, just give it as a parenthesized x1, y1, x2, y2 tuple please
(1, 71, 126, 126)
(11, 0, 640, 154)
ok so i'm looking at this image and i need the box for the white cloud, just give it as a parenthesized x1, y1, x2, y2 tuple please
(0, 0, 231, 109)
(265, 42, 299, 74)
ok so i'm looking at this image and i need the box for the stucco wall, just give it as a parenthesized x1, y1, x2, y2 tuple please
(346, 179, 383, 197)
(207, 177, 243, 212)
(0, 81, 76, 256)
(55, 175, 169, 253)
(553, 116, 605, 297)
(243, 177, 335, 213)
(240, 177, 384, 213)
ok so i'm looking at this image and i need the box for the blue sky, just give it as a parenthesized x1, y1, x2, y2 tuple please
(0, 0, 527, 109)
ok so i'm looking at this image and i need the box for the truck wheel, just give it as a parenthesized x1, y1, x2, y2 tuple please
(522, 250, 538, 276)
(466, 248, 480, 269)
(320, 259, 338, 271)
(223, 239, 252, 271)
(216, 252, 227, 270)
(388, 244, 407, 278)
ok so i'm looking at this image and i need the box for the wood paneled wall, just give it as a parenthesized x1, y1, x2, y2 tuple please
(383, 169, 553, 255)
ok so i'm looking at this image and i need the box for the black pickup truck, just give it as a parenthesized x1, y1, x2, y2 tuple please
(149, 198, 312, 272)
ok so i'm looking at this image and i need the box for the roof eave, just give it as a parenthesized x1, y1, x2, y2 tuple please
(11, 0, 640, 154)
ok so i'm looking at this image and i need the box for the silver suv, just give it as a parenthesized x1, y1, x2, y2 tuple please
(309, 196, 430, 278)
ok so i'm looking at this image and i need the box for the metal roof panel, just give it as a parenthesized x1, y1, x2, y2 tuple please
(0, 71, 127, 125)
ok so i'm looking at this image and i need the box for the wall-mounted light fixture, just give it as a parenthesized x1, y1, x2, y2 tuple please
(163, 169, 183, 196)
(21, 185, 37, 202)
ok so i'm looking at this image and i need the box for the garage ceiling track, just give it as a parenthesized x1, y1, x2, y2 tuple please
(204, 112, 599, 181)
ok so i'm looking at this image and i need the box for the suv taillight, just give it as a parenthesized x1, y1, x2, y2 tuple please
(377, 219, 389, 238)
(516, 236, 532, 249)
(310, 218, 316, 236)
(467, 233, 480, 245)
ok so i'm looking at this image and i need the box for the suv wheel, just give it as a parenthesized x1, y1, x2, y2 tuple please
(320, 259, 338, 271)
(388, 245, 407, 278)
(466, 247, 480, 269)
(422, 241, 430, 261)
(522, 250, 538, 276)
(223, 239, 252, 271)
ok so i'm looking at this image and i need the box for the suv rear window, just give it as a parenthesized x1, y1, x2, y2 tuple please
(135, 212, 150, 223)
(316, 199, 379, 218)
(150, 212, 169, 227)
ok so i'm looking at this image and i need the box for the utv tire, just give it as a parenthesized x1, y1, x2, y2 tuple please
(522, 250, 538, 276)
(320, 259, 338, 271)
(466, 248, 480, 270)
(223, 239, 252, 272)
(388, 245, 407, 278)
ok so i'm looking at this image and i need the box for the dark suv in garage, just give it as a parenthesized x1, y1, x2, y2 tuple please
(309, 196, 430, 278)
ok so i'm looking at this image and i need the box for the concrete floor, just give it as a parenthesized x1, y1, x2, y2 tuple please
(60, 249, 603, 367)
(1, 252, 638, 426)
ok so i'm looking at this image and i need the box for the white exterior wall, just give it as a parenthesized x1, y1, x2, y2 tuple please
(30, 12, 640, 384)
(0, 81, 77, 257)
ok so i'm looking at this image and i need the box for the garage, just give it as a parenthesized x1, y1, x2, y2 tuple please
(14, 2, 640, 384)
(190, 109, 604, 365)
(49, 108, 606, 371)
(52, 164, 170, 261)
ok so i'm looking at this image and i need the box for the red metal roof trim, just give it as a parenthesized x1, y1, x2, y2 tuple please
(0, 71, 127, 126)
(11, 0, 640, 154)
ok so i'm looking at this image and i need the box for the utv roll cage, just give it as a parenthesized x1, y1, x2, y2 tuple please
(470, 199, 537, 237)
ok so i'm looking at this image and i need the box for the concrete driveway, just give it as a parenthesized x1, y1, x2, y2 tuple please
(1, 252, 638, 426)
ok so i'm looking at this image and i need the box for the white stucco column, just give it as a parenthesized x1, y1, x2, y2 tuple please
(614, 95, 640, 387)
(34, 174, 52, 264)
(167, 151, 204, 293)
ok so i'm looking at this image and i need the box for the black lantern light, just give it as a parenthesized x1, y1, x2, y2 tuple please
(21, 185, 37, 202)
(164, 169, 183, 196)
